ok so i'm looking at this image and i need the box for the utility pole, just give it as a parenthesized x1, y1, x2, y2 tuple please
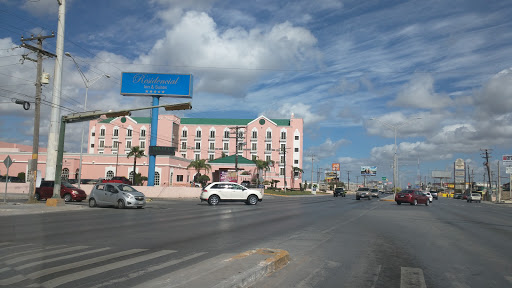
(308, 153, 315, 189)
(46, 0, 66, 182)
(356, 175, 359, 187)
(347, 171, 351, 191)
(20, 33, 56, 201)
(229, 126, 244, 182)
(481, 149, 493, 201)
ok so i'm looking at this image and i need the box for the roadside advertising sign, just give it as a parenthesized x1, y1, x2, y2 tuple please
(455, 170, 465, 177)
(361, 166, 377, 176)
(503, 155, 512, 166)
(506, 166, 512, 174)
(332, 163, 340, 171)
(121, 72, 193, 98)
(455, 158, 465, 170)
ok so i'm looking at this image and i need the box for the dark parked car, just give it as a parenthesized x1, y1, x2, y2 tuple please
(35, 181, 87, 202)
(0, 176, 24, 183)
(102, 176, 131, 185)
(395, 189, 430, 206)
(333, 187, 346, 197)
(453, 192, 462, 199)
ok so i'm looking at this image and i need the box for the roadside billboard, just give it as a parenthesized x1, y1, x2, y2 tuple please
(121, 72, 193, 98)
(361, 166, 377, 176)
(432, 171, 451, 178)
(332, 163, 340, 171)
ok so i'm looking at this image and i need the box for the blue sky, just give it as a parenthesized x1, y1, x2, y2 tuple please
(1, 0, 511, 187)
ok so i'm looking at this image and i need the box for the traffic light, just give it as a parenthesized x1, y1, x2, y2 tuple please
(15, 99, 30, 110)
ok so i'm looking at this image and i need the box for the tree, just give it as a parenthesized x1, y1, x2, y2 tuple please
(254, 159, 267, 186)
(127, 146, 145, 185)
(134, 173, 148, 186)
(187, 159, 212, 183)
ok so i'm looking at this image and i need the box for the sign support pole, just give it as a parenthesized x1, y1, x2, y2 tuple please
(148, 96, 160, 186)
(3, 163, 9, 203)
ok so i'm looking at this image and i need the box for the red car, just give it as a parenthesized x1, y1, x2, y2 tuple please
(35, 180, 87, 202)
(102, 176, 132, 185)
(395, 189, 430, 206)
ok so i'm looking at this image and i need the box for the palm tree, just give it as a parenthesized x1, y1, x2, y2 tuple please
(254, 159, 267, 186)
(187, 159, 211, 185)
(127, 146, 145, 185)
(291, 166, 304, 189)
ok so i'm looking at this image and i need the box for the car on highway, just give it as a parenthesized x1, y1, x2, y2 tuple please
(88, 183, 146, 209)
(356, 187, 371, 200)
(453, 192, 462, 199)
(395, 189, 430, 206)
(35, 180, 87, 202)
(333, 187, 346, 197)
(467, 193, 482, 203)
(424, 191, 433, 203)
(200, 182, 263, 206)
(370, 188, 379, 198)
(429, 190, 438, 200)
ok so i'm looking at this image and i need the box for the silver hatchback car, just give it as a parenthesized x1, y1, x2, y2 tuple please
(89, 183, 146, 209)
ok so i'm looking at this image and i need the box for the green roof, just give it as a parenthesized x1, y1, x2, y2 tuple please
(181, 118, 290, 126)
(100, 117, 151, 123)
(100, 117, 290, 126)
(208, 155, 255, 165)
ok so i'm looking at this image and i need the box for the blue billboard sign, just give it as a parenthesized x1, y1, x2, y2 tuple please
(361, 166, 377, 176)
(121, 72, 192, 98)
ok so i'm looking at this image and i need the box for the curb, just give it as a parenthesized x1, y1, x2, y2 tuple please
(212, 248, 290, 288)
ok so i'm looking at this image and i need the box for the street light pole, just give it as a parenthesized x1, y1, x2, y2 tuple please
(65, 52, 110, 188)
(370, 116, 421, 195)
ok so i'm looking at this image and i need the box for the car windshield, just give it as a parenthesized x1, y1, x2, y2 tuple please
(62, 182, 77, 188)
(117, 184, 137, 192)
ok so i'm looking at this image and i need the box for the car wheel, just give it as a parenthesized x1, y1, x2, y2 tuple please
(34, 193, 40, 201)
(247, 194, 258, 205)
(356, 197, 360, 200)
(137, 206, 143, 209)
(63, 193, 72, 202)
(89, 198, 97, 208)
(117, 199, 125, 209)
(208, 195, 220, 206)
(397, 202, 401, 205)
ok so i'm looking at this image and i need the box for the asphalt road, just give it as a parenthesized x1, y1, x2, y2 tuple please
(0, 195, 511, 287)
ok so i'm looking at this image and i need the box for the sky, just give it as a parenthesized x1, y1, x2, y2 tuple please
(0, 0, 511, 187)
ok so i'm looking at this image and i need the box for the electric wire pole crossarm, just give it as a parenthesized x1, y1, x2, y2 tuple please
(52, 102, 192, 198)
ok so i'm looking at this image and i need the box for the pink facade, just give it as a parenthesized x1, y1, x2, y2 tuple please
(1, 114, 303, 188)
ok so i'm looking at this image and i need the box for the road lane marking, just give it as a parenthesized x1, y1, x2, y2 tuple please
(0, 242, 11, 247)
(506, 276, 512, 284)
(25, 249, 147, 280)
(5, 245, 89, 265)
(40, 250, 176, 288)
(401, 267, 427, 288)
(88, 252, 207, 288)
(370, 265, 382, 288)
(0, 245, 64, 261)
(15, 247, 111, 270)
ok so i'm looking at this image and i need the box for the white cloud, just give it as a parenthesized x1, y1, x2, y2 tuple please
(474, 70, 512, 116)
(135, 11, 318, 96)
(391, 74, 452, 109)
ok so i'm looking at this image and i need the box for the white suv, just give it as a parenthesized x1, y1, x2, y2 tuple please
(200, 182, 263, 206)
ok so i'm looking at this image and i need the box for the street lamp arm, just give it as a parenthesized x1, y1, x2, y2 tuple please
(65, 52, 89, 86)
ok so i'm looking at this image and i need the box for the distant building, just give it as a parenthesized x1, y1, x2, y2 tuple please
(1, 114, 303, 188)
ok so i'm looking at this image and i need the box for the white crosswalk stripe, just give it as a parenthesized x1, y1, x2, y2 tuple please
(15, 247, 111, 270)
(40, 250, 177, 288)
(401, 267, 427, 288)
(505, 276, 512, 284)
(5, 245, 89, 265)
